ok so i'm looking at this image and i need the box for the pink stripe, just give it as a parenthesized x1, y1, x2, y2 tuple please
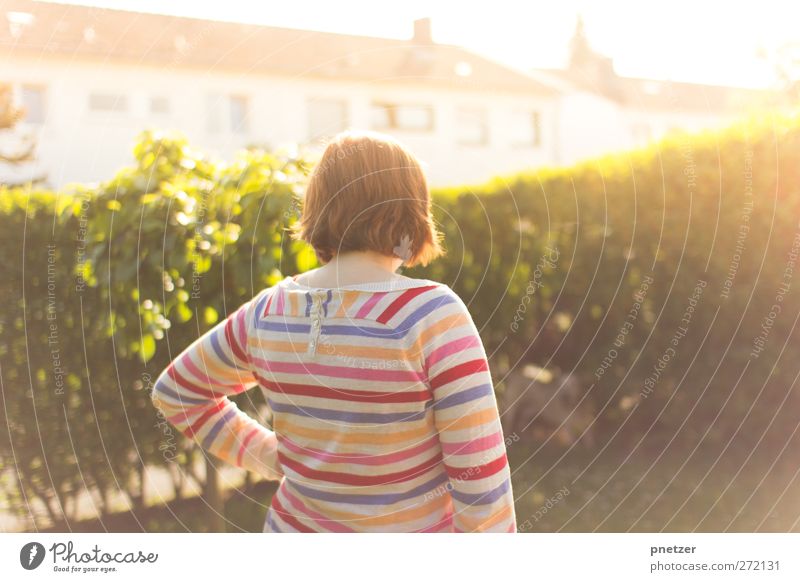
(426, 335, 480, 369)
(280, 487, 355, 532)
(252, 357, 425, 383)
(166, 408, 200, 425)
(161, 400, 208, 421)
(275, 288, 285, 315)
(355, 291, 388, 319)
(235, 308, 248, 354)
(440, 429, 504, 456)
(281, 435, 439, 465)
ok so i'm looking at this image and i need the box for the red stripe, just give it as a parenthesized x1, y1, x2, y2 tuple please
(444, 453, 508, 482)
(376, 285, 438, 324)
(257, 376, 430, 403)
(270, 495, 316, 532)
(429, 358, 488, 390)
(185, 399, 226, 437)
(278, 450, 443, 486)
(166, 365, 221, 399)
(237, 426, 260, 466)
(225, 315, 248, 363)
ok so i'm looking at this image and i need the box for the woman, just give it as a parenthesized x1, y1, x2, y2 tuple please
(151, 130, 517, 532)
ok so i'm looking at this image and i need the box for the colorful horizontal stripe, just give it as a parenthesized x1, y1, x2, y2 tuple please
(151, 274, 517, 532)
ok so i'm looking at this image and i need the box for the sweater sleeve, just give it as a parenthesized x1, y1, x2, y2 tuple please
(420, 286, 517, 532)
(150, 288, 282, 482)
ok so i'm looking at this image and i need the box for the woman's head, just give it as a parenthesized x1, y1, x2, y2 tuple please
(291, 130, 444, 268)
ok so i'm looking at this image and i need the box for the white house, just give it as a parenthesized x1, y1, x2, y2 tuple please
(531, 17, 782, 166)
(1, 3, 783, 189)
(0, 0, 560, 188)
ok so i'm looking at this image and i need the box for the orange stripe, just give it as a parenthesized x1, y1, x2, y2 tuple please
(335, 291, 360, 317)
(217, 429, 238, 462)
(247, 338, 422, 361)
(273, 418, 431, 445)
(459, 504, 513, 532)
(191, 344, 251, 385)
(303, 489, 451, 526)
(435, 407, 497, 432)
(414, 312, 470, 356)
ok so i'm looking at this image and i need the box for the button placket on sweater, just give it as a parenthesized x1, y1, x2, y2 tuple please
(307, 291, 325, 356)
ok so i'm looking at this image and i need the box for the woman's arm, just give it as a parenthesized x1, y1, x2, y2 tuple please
(150, 288, 283, 481)
(421, 287, 517, 532)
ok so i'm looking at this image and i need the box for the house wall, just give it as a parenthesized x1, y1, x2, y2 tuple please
(1, 55, 558, 188)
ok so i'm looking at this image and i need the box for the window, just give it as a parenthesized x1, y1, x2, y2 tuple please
(510, 110, 541, 147)
(370, 102, 434, 132)
(207, 94, 251, 134)
(150, 96, 170, 115)
(456, 107, 488, 146)
(307, 98, 348, 141)
(206, 93, 223, 133)
(20, 85, 45, 124)
(229, 95, 249, 134)
(88, 92, 127, 113)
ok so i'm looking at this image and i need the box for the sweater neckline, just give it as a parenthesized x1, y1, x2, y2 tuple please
(280, 274, 443, 292)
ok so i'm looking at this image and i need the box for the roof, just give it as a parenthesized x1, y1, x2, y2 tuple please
(537, 67, 773, 112)
(533, 15, 779, 113)
(1, 0, 556, 95)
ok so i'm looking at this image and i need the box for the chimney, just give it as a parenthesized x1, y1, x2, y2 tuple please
(413, 18, 432, 44)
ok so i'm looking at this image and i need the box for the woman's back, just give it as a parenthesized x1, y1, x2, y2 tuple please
(151, 130, 516, 532)
(152, 274, 517, 532)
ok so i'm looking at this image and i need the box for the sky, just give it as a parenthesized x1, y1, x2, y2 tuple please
(45, 0, 800, 89)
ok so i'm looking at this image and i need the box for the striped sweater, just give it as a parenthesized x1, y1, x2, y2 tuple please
(151, 274, 517, 532)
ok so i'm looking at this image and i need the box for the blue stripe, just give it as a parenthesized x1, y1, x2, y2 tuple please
(266, 512, 282, 533)
(433, 383, 493, 411)
(256, 319, 409, 338)
(322, 289, 332, 316)
(393, 293, 458, 334)
(285, 472, 449, 505)
(450, 477, 511, 506)
(209, 330, 242, 369)
(304, 292, 311, 317)
(202, 407, 238, 448)
(254, 290, 270, 320)
(254, 290, 458, 340)
(268, 399, 430, 424)
(153, 379, 208, 406)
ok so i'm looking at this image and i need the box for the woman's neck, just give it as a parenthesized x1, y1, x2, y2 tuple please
(297, 251, 405, 288)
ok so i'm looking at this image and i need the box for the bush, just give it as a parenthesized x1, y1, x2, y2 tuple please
(0, 130, 311, 526)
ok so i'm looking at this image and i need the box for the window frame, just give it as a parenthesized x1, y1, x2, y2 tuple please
(19, 84, 47, 125)
(306, 97, 349, 141)
(149, 96, 171, 115)
(370, 101, 435, 133)
(229, 94, 250, 135)
(87, 92, 128, 114)
(510, 109, 542, 148)
(455, 106, 489, 147)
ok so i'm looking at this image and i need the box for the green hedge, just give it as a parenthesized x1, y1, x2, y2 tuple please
(417, 111, 800, 446)
(2, 111, 800, 528)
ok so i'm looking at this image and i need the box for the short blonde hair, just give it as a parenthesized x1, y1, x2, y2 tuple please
(291, 130, 444, 268)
